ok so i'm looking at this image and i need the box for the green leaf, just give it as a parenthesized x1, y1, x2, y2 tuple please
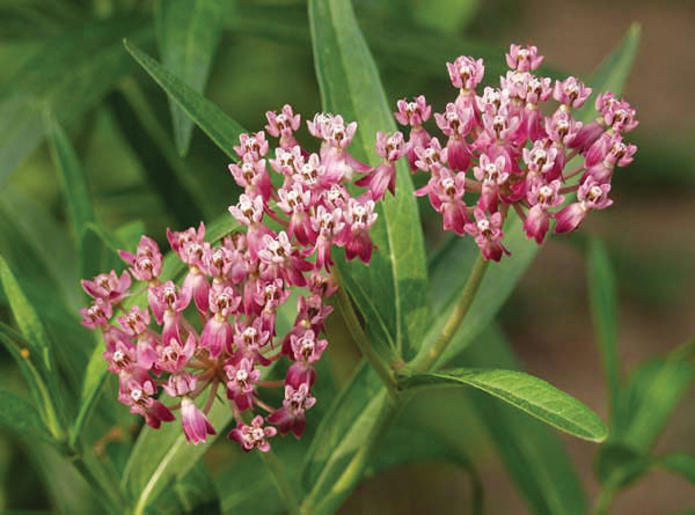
(660, 454, 695, 485)
(69, 337, 109, 448)
(123, 396, 232, 515)
(0, 388, 53, 444)
(45, 113, 95, 240)
(309, 0, 429, 362)
(612, 356, 694, 450)
(155, 0, 233, 156)
(0, 257, 67, 439)
(576, 22, 641, 123)
(124, 41, 245, 162)
(401, 368, 607, 442)
(150, 462, 221, 515)
(300, 361, 390, 504)
(587, 238, 621, 415)
(454, 327, 589, 515)
(0, 16, 151, 183)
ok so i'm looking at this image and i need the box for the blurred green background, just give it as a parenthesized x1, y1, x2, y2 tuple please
(0, 0, 693, 513)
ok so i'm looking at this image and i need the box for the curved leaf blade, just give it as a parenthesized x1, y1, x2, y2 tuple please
(124, 41, 245, 162)
(155, 0, 232, 155)
(587, 238, 620, 415)
(309, 0, 429, 362)
(401, 368, 608, 442)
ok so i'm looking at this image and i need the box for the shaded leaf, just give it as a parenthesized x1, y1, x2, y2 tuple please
(149, 462, 221, 515)
(124, 41, 245, 162)
(587, 238, 621, 416)
(309, 0, 429, 362)
(155, 0, 233, 155)
(45, 114, 95, 246)
(0, 388, 52, 444)
(660, 454, 695, 485)
(0, 16, 151, 183)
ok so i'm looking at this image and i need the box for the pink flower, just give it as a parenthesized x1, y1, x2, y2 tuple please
(181, 398, 217, 444)
(505, 44, 544, 72)
(267, 383, 316, 438)
(343, 198, 378, 264)
(80, 298, 113, 329)
(554, 179, 612, 234)
(394, 95, 431, 127)
(473, 154, 510, 212)
(225, 358, 260, 412)
(228, 415, 277, 452)
(524, 180, 565, 243)
(553, 77, 592, 109)
(464, 208, 510, 262)
(234, 131, 269, 160)
(119, 236, 163, 282)
(81, 270, 131, 304)
(265, 104, 301, 148)
(414, 138, 448, 173)
(447, 56, 485, 90)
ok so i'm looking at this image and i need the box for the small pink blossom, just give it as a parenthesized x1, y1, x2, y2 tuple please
(81, 270, 131, 304)
(506, 44, 544, 72)
(181, 398, 217, 444)
(228, 415, 277, 452)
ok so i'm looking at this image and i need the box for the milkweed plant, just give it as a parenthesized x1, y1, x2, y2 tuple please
(1, 1, 692, 514)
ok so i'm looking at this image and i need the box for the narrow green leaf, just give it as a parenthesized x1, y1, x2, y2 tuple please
(309, 0, 430, 361)
(0, 388, 52, 444)
(79, 223, 125, 282)
(660, 454, 695, 485)
(124, 41, 245, 162)
(576, 22, 641, 123)
(69, 338, 109, 448)
(613, 356, 694, 451)
(587, 238, 621, 416)
(455, 328, 588, 515)
(300, 361, 390, 503)
(156, 0, 233, 155)
(45, 114, 95, 245)
(401, 368, 607, 442)
(0, 17, 151, 183)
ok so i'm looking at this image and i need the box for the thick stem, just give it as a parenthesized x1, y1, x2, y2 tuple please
(410, 257, 490, 373)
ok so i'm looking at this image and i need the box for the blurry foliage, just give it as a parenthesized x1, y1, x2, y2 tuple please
(0, 0, 692, 514)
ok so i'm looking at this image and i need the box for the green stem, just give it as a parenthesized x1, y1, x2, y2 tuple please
(335, 279, 398, 400)
(410, 257, 489, 373)
(72, 453, 129, 514)
(260, 450, 301, 515)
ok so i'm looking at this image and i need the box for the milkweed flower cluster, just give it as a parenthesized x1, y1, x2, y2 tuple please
(79, 106, 405, 451)
(400, 44, 638, 261)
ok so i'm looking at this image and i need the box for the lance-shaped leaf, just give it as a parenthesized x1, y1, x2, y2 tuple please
(401, 368, 607, 442)
(150, 462, 221, 515)
(155, 0, 232, 156)
(309, 0, 429, 362)
(576, 23, 641, 122)
(0, 387, 52, 444)
(0, 255, 66, 437)
(454, 326, 588, 515)
(587, 238, 621, 416)
(660, 454, 695, 485)
(0, 16, 151, 184)
(45, 114, 95, 247)
(124, 41, 245, 162)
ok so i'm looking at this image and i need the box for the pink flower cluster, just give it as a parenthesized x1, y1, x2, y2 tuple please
(400, 44, 638, 261)
(79, 106, 401, 451)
